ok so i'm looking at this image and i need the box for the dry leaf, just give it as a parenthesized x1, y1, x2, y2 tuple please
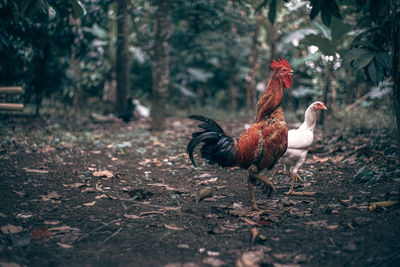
(139, 159, 152, 166)
(57, 242, 73, 249)
(326, 224, 339, 230)
(198, 188, 212, 202)
(90, 150, 102, 154)
(312, 155, 329, 163)
(95, 194, 109, 199)
(243, 218, 259, 226)
(164, 224, 184, 231)
(340, 195, 353, 203)
(1, 224, 23, 234)
(198, 177, 218, 185)
(44, 220, 60, 225)
(41, 191, 60, 201)
(17, 213, 32, 219)
(81, 187, 96, 193)
(49, 225, 71, 232)
(124, 214, 140, 219)
(21, 168, 49, 174)
(369, 201, 398, 211)
(92, 170, 114, 178)
(202, 257, 225, 267)
(147, 183, 176, 191)
(63, 183, 85, 188)
(31, 227, 52, 240)
(82, 201, 96, 207)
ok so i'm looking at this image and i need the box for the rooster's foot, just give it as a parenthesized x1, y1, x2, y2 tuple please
(294, 173, 304, 183)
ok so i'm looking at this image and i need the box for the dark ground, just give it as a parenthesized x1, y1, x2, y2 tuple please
(0, 113, 399, 267)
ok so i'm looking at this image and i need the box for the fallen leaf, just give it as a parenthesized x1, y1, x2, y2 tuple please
(236, 250, 266, 267)
(1, 224, 23, 234)
(164, 224, 184, 231)
(326, 224, 339, 230)
(31, 227, 52, 240)
(124, 214, 140, 219)
(57, 242, 73, 249)
(92, 170, 114, 178)
(63, 183, 85, 188)
(49, 225, 71, 232)
(21, 168, 49, 174)
(81, 187, 96, 193)
(95, 194, 109, 199)
(139, 159, 152, 166)
(41, 191, 60, 201)
(369, 201, 398, 211)
(243, 218, 259, 226)
(198, 177, 218, 185)
(44, 220, 60, 225)
(17, 213, 32, 219)
(202, 257, 225, 267)
(312, 155, 329, 163)
(198, 188, 212, 202)
(82, 201, 96, 207)
(147, 183, 175, 191)
(340, 195, 353, 203)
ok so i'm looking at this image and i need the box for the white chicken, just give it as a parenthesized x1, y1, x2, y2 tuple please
(281, 101, 327, 195)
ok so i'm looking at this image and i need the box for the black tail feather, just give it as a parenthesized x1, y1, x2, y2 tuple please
(187, 115, 236, 167)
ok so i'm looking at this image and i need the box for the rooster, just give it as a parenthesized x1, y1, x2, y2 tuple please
(281, 101, 327, 195)
(187, 58, 293, 210)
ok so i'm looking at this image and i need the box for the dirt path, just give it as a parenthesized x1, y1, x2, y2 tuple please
(0, 115, 399, 266)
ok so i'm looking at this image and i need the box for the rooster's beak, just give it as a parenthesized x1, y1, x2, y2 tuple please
(322, 105, 327, 110)
(289, 69, 294, 75)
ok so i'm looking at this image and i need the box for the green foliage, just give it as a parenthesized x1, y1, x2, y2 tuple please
(309, 0, 341, 26)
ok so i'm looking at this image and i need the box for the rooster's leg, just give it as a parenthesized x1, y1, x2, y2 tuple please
(247, 177, 258, 211)
(286, 173, 296, 195)
(248, 165, 276, 198)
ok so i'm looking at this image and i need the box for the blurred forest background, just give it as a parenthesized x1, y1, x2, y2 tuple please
(0, 0, 399, 150)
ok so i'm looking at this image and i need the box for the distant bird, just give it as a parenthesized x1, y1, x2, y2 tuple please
(187, 58, 293, 210)
(133, 99, 150, 118)
(281, 101, 327, 195)
(118, 98, 135, 123)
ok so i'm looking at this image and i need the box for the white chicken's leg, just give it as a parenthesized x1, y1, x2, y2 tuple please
(286, 157, 315, 195)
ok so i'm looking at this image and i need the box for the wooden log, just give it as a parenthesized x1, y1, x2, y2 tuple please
(0, 103, 24, 110)
(0, 86, 23, 94)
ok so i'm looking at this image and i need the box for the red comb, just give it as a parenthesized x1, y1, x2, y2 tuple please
(270, 57, 291, 71)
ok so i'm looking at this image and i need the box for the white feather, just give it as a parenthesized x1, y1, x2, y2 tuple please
(281, 101, 322, 174)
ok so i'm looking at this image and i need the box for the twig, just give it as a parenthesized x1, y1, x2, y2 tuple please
(345, 92, 371, 112)
(104, 227, 122, 242)
(76, 218, 122, 242)
(139, 211, 166, 216)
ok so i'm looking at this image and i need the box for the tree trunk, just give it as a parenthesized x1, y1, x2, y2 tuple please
(69, 16, 83, 113)
(151, 0, 171, 132)
(392, 6, 400, 157)
(320, 63, 332, 125)
(115, 0, 131, 114)
(245, 16, 262, 110)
